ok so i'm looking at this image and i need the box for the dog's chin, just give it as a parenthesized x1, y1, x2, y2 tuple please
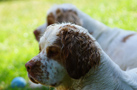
(28, 74, 39, 84)
(28, 74, 61, 87)
(50, 81, 61, 87)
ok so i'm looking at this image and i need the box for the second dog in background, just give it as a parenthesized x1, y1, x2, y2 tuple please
(33, 4, 137, 71)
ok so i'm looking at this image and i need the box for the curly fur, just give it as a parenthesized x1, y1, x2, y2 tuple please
(55, 26, 100, 79)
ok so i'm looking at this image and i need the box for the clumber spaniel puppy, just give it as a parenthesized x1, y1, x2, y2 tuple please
(34, 5, 82, 41)
(33, 4, 137, 70)
(26, 23, 137, 90)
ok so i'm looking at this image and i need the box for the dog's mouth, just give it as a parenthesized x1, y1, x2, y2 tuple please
(28, 74, 39, 84)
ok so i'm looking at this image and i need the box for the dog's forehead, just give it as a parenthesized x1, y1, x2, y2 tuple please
(47, 4, 77, 15)
(39, 23, 90, 48)
(39, 25, 61, 48)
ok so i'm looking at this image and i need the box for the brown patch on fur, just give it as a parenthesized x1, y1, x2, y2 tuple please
(53, 25, 100, 79)
(46, 46, 62, 61)
(47, 9, 81, 26)
(34, 29, 40, 41)
(65, 25, 77, 29)
(47, 13, 56, 26)
(39, 45, 41, 53)
(56, 9, 62, 15)
(59, 25, 77, 31)
(122, 34, 135, 42)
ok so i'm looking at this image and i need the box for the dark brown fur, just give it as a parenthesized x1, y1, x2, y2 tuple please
(34, 30, 40, 41)
(122, 34, 135, 42)
(46, 46, 62, 62)
(47, 13, 56, 26)
(39, 45, 41, 53)
(47, 9, 81, 26)
(51, 25, 101, 79)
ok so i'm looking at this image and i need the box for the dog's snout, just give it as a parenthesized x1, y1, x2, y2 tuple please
(25, 61, 35, 72)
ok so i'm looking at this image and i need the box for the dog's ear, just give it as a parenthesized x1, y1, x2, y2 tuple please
(56, 9, 62, 17)
(34, 29, 40, 41)
(55, 9, 65, 23)
(47, 13, 55, 26)
(58, 26, 100, 79)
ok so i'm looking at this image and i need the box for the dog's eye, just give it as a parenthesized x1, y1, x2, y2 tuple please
(48, 50, 58, 57)
(47, 46, 60, 58)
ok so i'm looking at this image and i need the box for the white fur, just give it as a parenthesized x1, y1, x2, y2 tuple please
(35, 4, 137, 70)
(38, 25, 67, 86)
(82, 50, 137, 90)
(28, 23, 137, 90)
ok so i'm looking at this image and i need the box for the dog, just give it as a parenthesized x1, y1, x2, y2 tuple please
(26, 23, 137, 90)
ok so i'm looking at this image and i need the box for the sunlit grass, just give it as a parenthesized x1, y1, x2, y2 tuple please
(0, 0, 136, 89)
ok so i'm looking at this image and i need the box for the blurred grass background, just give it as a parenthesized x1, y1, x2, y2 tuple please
(0, 0, 136, 90)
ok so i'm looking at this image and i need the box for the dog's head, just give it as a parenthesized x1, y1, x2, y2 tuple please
(47, 8, 81, 26)
(26, 23, 100, 87)
(34, 4, 82, 42)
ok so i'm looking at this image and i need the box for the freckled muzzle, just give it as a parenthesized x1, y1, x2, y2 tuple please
(28, 74, 39, 84)
(25, 50, 67, 87)
(25, 58, 43, 84)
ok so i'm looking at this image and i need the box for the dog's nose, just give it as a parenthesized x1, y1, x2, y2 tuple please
(25, 61, 35, 72)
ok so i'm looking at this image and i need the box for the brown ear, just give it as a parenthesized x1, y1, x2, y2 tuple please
(56, 9, 65, 23)
(58, 26, 100, 79)
(47, 13, 55, 26)
(56, 9, 62, 16)
(33, 29, 40, 41)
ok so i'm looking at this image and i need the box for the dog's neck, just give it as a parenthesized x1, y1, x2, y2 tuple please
(56, 50, 137, 90)
(55, 72, 82, 90)
(80, 50, 137, 90)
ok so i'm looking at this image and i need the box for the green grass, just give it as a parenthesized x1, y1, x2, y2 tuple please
(0, 0, 137, 90)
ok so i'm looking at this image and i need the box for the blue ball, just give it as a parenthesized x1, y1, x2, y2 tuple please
(11, 77, 26, 88)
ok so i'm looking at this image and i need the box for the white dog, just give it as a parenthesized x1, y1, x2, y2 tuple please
(33, 4, 137, 71)
(27, 23, 137, 90)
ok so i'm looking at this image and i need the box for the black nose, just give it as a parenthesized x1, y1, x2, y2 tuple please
(25, 61, 35, 72)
